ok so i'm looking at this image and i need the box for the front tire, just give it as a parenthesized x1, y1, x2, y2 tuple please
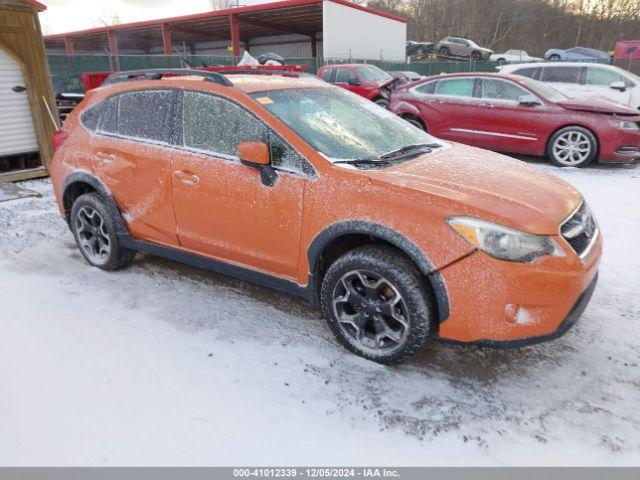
(320, 245, 435, 365)
(496, 57, 506, 65)
(547, 126, 597, 168)
(404, 115, 426, 131)
(549, 54, 561, 61)
(70, 193, 136, 270)
(438, 46, 450, 57)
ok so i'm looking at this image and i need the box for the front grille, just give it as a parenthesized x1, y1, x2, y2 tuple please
(561, 202, 598, 260)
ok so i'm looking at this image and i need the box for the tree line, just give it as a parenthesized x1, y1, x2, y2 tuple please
(361, 0, 640, 55)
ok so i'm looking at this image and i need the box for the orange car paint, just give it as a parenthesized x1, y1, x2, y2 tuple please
(50, 75, 601, 344)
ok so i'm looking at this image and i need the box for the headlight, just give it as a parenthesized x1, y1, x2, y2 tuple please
(609, 119, 639, 130)
(447, 217, 564, 263)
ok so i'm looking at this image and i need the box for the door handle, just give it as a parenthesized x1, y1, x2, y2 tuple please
(174, 170, 200, 185)
(11, 85, 26, 93)
(92, 152, 116, 164)
(428, 99, 444, 105)
(480, 103, 496, 109)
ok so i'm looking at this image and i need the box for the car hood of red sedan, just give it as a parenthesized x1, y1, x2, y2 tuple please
(366, 143, 582, 235)
(557, 96, 639, 115)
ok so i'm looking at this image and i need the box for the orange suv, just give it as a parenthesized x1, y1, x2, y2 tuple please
(51, 69, 602, 364)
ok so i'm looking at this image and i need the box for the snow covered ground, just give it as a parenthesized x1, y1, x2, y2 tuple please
(1, 161, 639, 466)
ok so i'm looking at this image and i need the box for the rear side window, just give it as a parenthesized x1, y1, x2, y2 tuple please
(434, 78, 474, 97)
(96, 90, 176, 144)
(541, 67, 581, 84)
(116, 90, 175, 143)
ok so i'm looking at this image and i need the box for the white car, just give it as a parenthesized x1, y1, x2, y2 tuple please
(499, 62, 640, 110)
(490, 50, 542, 64)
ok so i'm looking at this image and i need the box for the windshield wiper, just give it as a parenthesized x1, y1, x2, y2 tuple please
(333, 158, 392, 168)
(380, 143, 442, 160)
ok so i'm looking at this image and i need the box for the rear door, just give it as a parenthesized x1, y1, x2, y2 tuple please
(539, 65, 583, 97)
(473, 77, 544, 154)
(89, 89, 179, 247)
(413, 77, 479, 144)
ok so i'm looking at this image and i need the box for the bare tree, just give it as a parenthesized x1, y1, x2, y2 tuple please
(92, 7, 121, 27)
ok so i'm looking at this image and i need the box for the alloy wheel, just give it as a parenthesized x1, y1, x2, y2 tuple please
(552, 131, 592, 166)
(75, 206, 111, 263)
(332, 270, 409, 352)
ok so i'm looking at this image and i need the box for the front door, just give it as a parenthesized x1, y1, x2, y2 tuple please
(472, 78, 543, 153)
(582, 66, 633, 106)
(170, 91, 307, 279)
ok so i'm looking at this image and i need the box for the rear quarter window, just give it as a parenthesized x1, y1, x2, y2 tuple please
(80, 101, 104, 132)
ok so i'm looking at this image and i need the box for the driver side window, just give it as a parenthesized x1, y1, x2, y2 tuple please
(182, 91, 314, 177)
(481, 79, 529, 101)
(335, 69, 358, 84)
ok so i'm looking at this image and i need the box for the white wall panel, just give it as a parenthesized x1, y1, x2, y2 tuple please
(322, 0, 406, 61)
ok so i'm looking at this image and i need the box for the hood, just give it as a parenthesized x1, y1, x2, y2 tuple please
(365, 143, 582, 235)
(557, 95, 640, 115)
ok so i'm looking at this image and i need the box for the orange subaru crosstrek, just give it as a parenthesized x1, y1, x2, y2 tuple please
(50, 69, 602, 364)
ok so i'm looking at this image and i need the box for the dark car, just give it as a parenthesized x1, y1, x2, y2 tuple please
(388, 71, 423, 85)
(406, 41, 435, 58)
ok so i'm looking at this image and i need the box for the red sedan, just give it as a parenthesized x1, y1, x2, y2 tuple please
(318, 64, 397, 108)
(390, 72, 640, 167)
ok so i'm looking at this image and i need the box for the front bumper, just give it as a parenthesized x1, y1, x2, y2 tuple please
(441, 273, 598, 348)
(435, 232, 602, 345)
(599, 126, 640, 163)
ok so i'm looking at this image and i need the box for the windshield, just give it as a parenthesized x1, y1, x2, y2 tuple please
(513, 76, 569, 102)
(251, 87, 444, 162)
(355, 65, 392, 83)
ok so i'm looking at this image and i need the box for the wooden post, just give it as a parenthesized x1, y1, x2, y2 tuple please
(162, 23, 172, 55)
(230, 14, 240, 60)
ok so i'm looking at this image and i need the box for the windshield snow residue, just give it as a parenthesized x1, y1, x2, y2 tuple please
(251, 87, 444, 162)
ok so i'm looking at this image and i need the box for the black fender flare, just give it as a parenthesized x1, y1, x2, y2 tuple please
(61, 171, 130, 238)
(306, 220, 450, 323)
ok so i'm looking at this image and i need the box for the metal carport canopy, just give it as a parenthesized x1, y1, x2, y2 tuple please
(44, 0, 407, 56)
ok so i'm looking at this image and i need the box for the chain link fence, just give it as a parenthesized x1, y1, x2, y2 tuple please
(46, 54, 502, 93)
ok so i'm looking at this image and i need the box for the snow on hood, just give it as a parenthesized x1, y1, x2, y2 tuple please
(366, 143, 582, 235)
(557, 95, 640, 115)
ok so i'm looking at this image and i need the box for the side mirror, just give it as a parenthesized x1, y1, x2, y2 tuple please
(238, 141, 270, 166)
(348, 78, 362, 86)
(518, 94, 541, 106)
(610, 81, 626, 92)
(238, 141, 278, 187)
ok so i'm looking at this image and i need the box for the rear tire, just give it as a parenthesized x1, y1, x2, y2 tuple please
(70, 193, 136, 271)
(547, 126, 597, 168)
(320, 245, 435, 365)
(471, 51, 481, 61)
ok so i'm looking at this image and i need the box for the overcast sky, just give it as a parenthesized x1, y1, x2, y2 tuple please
(39, 0, 271, 35)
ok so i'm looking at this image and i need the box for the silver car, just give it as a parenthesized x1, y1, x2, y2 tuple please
(437, 37, 493, 60)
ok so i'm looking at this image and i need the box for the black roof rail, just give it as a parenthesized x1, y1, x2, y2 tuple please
(102, 69, 233, 87)
(217, 69, 307, 77)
